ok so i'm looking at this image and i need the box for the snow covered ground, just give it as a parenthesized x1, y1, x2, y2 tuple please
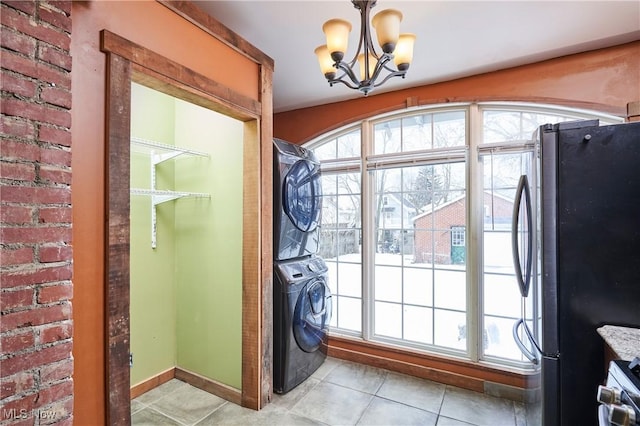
(324, 232, 533, 361)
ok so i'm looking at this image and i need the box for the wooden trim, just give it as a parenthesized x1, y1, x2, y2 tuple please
(176, 368, 243, 406)
(242, 119, 261, 410)
(131, 64, 256, 122)
(130, 368, 176, 400)
(327, 335, 539, 393)
(100, 30, 261, 118)
(259, 64, 274, 408)
(100, 28, 270, 417)
(158, 0, 274, 70)
(104, 52, 132, 425)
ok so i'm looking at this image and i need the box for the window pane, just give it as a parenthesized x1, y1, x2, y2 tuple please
(337, 130, 361, 158)
(402, 114, 432, 152)
(404, 305, 433, 344)
(434, 269, 466, 311)
(433, 111, 466, 148)
(374, 265, 402, 303)
(481, 150, 534, 362)
(374, 120, 401, 154)
(314, 138, 337, 160)
(434, 309, 466, 350)
(338, 262, 362, 298)
(337, 296, 361, 332)
(375, 301, 402, 338)
(403, 267, 433, 306)
(483, 316, 531, 361)
(374, 160, 466, 351)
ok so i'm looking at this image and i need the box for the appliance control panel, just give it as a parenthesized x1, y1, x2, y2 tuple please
(598, 359, 640, 426)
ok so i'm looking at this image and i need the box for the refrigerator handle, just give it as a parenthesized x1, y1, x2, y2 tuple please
(512, 175, 533, 297)
(512, 318, 539, 365)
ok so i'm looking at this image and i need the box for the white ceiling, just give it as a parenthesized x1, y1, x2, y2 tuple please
(197, 1, 640, 113)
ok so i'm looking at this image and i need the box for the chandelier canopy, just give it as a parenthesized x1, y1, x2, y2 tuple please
(315, 0, 416, 96)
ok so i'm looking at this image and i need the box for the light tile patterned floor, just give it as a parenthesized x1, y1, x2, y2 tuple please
(131, 357, 532, 426)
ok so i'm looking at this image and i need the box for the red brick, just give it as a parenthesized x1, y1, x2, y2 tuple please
(0, 392, 37, 420)
(0, 161, 36, 182)
(0, 186, 71, 204)
(39, 164, 71, 184)
(38, 245, 71, 263)
(35, 380, 73, 409)
(37, 283, 72, 304)
(40, 85, 72, 108)
(49, 1, 72, 16)
(0, 50, 71, 90)
(0, 288, 34, 311)
(0, 43, 38, 76)
(38, 125, 71, 147)
(38, 207, 72, 224)
(0, 71, 38, 98)
(38, 397, 73, 425)
(0, 247, 34, 266)
(39, 358, 72, 384)
(38, 322, 72, 345)
(0, 205, 34, 225)
(38, 47, 72, 73)
(1, 117, 36, 141)
(0, 371, 36, 399)
(39, 145, 71, 167)
(0, 303, 72, 334)
(1, 98, 71, 128)
(37, 3, 71, 33)
(0, 139, 40, 161)
(0, 264, 72, 290)
(1, 6, 70, 51)
(0, 227, 72, 245)
(2, 1, 37, 16)
(0, 27, 36, 57)
(0, 330, 35, 353)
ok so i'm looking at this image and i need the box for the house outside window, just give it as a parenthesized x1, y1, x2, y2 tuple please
(306, 103, 622, 367)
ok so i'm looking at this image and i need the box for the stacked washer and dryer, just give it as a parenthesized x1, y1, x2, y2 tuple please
(272, 138, 333, 394)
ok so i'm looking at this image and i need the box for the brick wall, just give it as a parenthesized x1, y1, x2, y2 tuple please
(1, 1, 73, 424)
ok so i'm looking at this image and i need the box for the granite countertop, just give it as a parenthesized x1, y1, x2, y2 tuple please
(597, 325, 640, 361)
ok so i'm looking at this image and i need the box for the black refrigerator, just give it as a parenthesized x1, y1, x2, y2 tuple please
(512, 120, 640, 426)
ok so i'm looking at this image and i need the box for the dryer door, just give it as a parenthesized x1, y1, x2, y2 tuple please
(293, 279, 332, 353)
(284, 160, 321, 233)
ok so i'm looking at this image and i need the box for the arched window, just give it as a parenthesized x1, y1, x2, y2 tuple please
(305, 103, 621, 367)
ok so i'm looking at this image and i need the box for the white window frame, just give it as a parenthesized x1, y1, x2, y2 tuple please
(305, 102, 623, 368)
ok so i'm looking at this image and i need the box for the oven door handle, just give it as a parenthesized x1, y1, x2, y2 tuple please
(513, 318, 539, 365)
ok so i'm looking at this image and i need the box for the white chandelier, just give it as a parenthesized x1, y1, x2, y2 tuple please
(314, 0, 416, 95)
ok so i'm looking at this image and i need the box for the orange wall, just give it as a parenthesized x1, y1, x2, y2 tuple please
(71, 2, 259, 424)
(274, 41, 640, 144)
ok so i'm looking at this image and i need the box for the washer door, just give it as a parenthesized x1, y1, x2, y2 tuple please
(293, 280, 332, 353)
(284, 160, 321, 233)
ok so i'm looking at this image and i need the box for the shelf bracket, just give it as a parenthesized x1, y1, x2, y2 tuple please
(130, 138, 210, 249)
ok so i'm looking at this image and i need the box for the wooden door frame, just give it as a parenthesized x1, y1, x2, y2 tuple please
(100, 7, 273, 422)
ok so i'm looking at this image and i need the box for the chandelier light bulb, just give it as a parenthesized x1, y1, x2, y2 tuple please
(393, 33, 416, 71)
(371, 9, 402, 54)
(322, 19, 352, 62)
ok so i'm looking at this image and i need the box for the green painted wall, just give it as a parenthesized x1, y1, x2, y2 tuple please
(130, 83, 177, 385)
(130, 83, 243, 390)
(174, 100, 243, 389)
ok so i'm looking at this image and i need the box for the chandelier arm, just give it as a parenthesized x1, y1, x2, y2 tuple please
(334, 61, 362, 87)
(328, 76, 361, 91)
(367, 53, 394, 86)
(372, 70, 406, 88)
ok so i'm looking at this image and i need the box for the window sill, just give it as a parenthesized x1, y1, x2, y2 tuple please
(326, 334, 540, 403)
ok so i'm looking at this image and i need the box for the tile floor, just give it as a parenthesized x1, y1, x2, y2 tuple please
(131, 357, 530, 426)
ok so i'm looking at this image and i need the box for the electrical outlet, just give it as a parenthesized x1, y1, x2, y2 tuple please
(129, 353, 133, 368)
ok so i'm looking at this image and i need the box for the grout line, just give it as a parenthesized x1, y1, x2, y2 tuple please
(189, 401, 229, 426)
